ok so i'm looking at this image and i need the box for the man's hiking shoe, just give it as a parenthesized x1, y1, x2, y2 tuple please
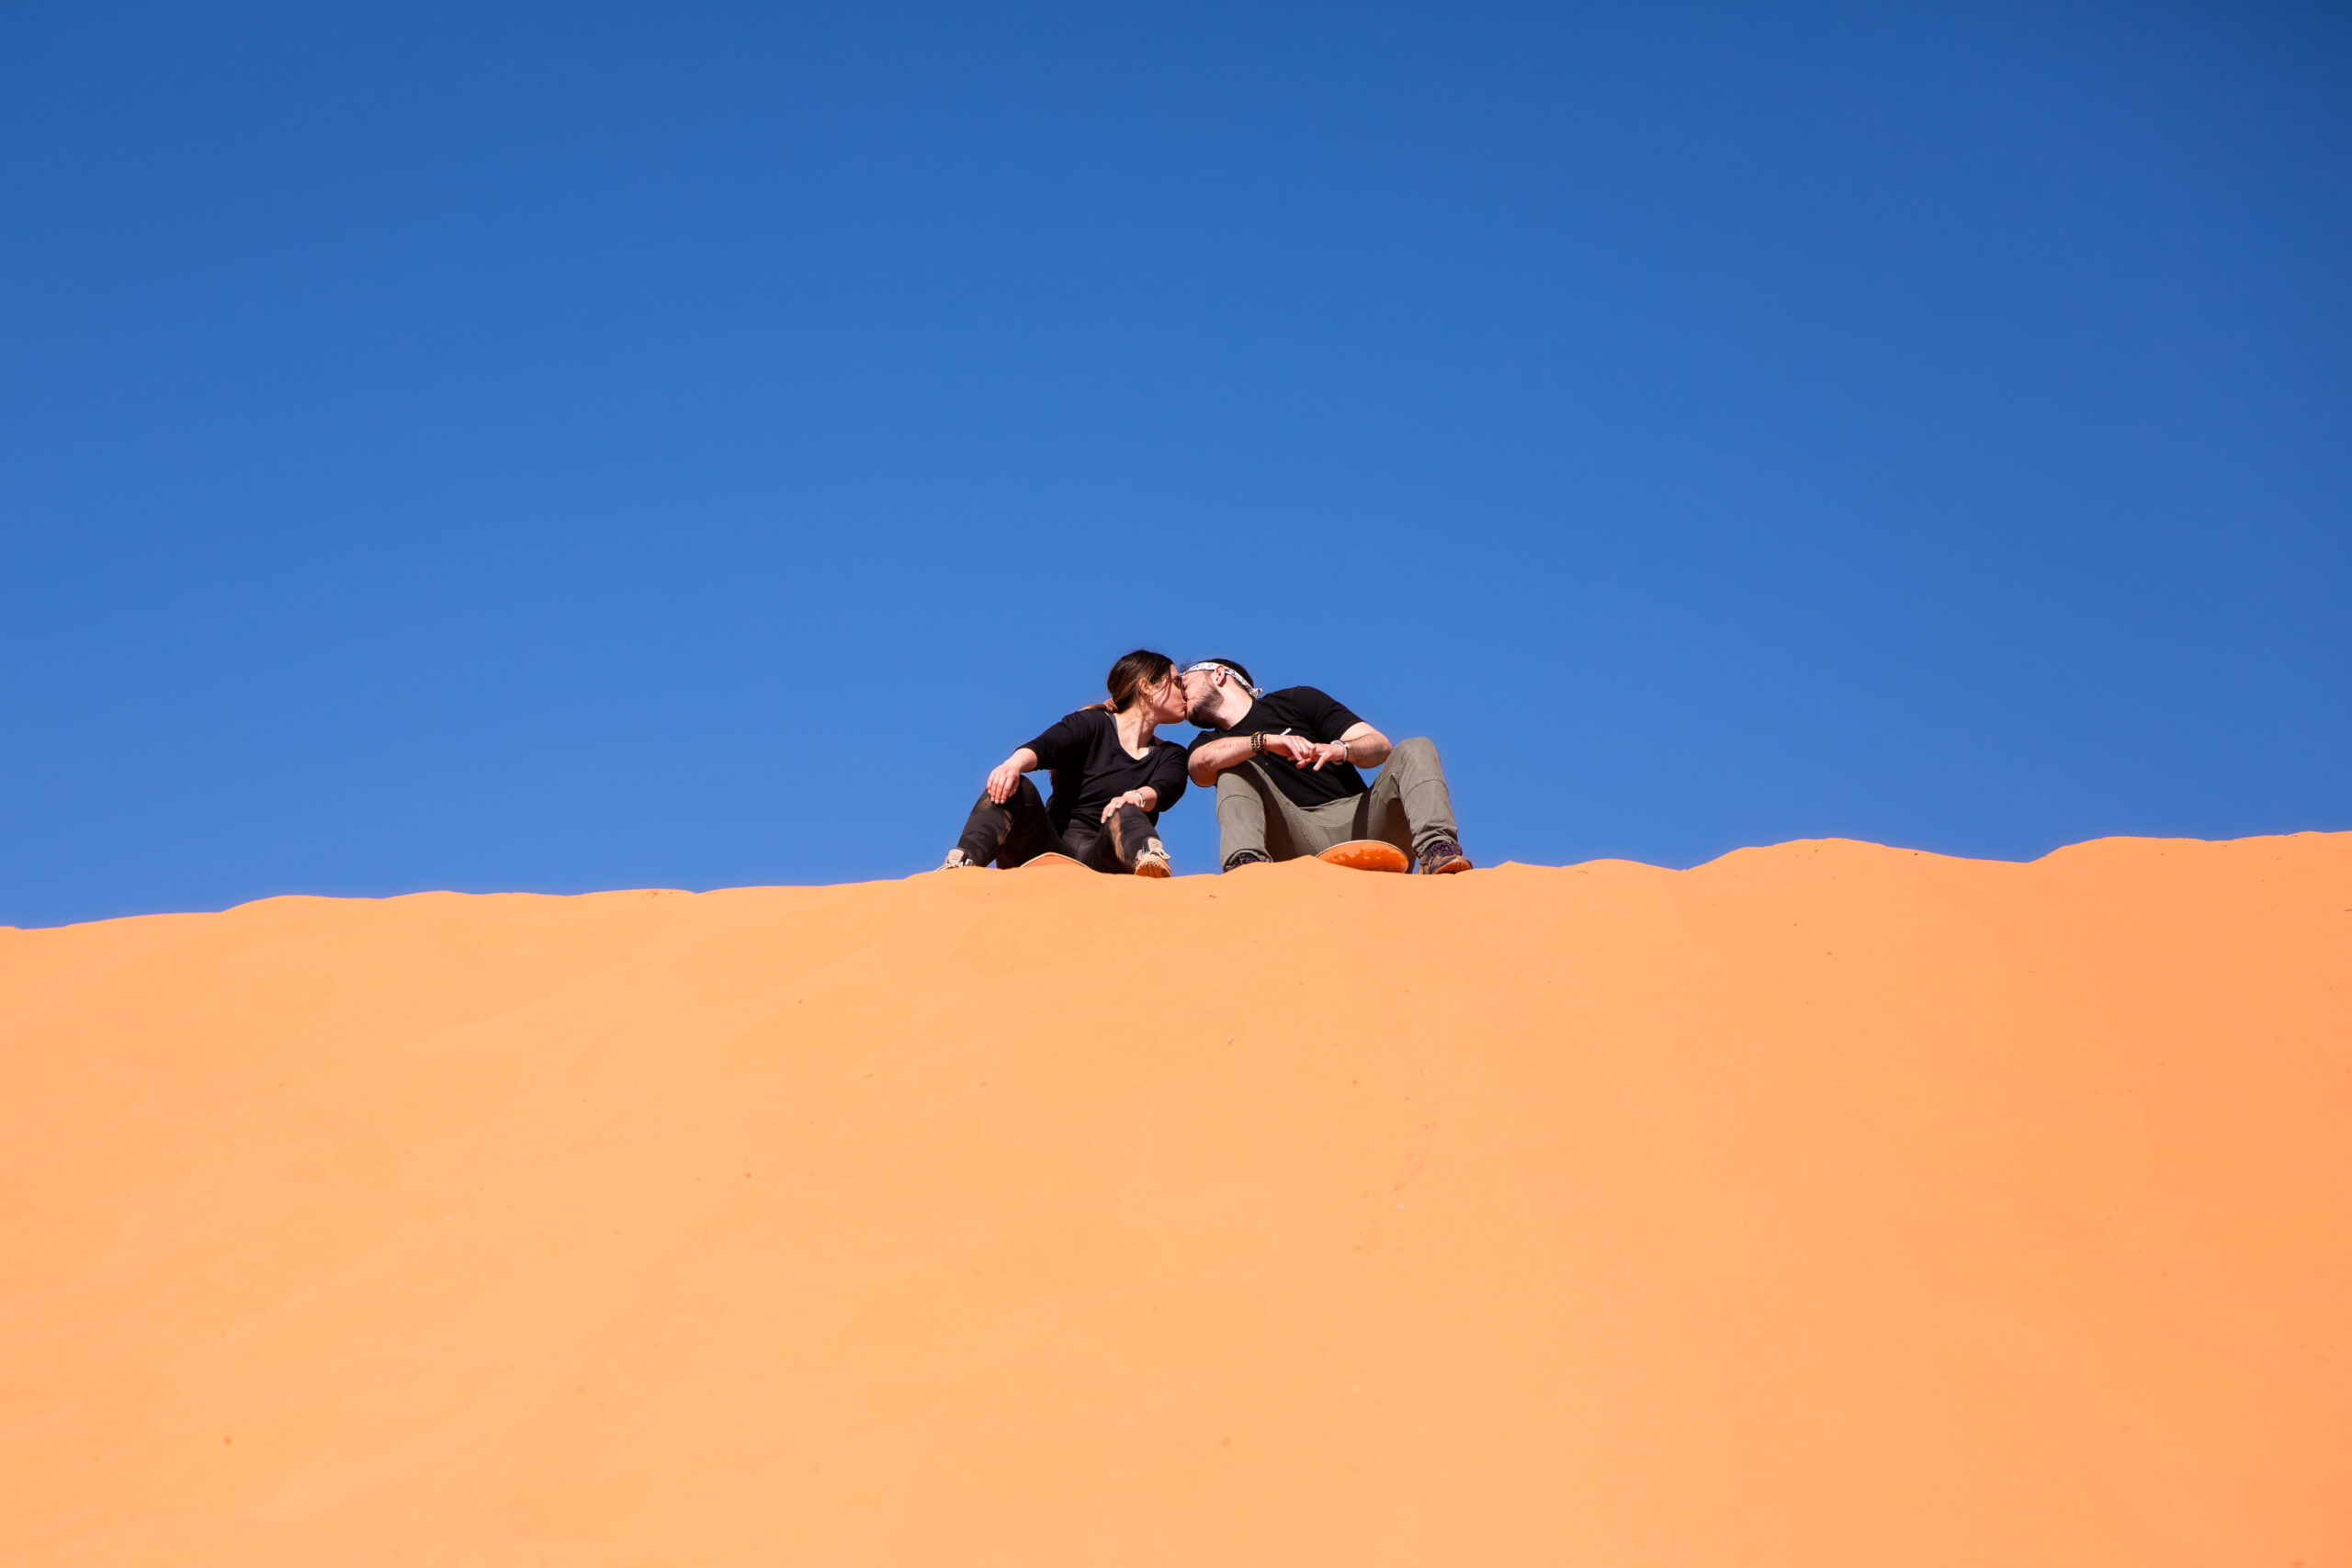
(1417, 839, 1472, 875)
(1221, 849, 1272, 873)
(940, 848, 981, 871)
(1134, 840, 1173, 878)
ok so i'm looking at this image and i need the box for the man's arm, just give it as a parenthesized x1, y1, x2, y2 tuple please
(1335, 721, 1390, 769)
(1261, 723, 1389, 772)
(1191, 722, 1391, 785)
(1188, 735, 1257, 787)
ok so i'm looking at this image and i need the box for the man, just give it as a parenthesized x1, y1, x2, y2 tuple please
(1180, 659, 1472, 875)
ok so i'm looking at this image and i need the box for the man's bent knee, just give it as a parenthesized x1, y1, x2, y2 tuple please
(1215, 766, 1280, 863)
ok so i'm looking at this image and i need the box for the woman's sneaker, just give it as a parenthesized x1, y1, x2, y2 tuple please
(1133, 840, 1173, 878)
(940, 848, 982, 871)
(1417, 839, 1472, 875)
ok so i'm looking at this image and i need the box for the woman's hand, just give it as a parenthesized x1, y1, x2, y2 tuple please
(1099, 787, 1157, 821)
(986, 754, 1028, 804)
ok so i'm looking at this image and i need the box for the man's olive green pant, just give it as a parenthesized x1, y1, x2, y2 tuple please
(1213, 736, 1460, 867)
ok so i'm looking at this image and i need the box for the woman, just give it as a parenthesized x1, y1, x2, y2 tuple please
(941, 649, 1191, 876)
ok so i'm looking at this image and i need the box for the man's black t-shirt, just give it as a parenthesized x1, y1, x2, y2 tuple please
(1021, 707, 1190, 835)
(1186, 685, 1369, 809)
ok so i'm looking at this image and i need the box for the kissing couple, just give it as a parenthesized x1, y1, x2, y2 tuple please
(941, 650, 1471, 878)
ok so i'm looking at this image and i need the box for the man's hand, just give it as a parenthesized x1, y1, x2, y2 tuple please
(1259, 732, 1313, 766)
(1100, 787, 1158, 821)
(1262, 733, 1348, 770)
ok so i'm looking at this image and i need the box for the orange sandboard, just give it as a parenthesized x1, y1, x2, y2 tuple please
(1317, 839, 1411, 874)
(1020, 852, 1088, 869)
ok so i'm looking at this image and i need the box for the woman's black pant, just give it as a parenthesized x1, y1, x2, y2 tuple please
(956, 776, 1158, 872)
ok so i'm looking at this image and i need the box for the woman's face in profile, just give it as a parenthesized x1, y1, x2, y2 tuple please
(1147, 673, 1190, 725)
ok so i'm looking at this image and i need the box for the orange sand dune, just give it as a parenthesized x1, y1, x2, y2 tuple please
(3, 835, 2347, 1564)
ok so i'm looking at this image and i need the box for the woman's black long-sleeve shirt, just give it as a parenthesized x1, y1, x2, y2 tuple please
(1021, 708, 1189, 836)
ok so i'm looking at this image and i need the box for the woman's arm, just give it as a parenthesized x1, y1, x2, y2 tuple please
(1146, 745, 1189, 813)
(1098, 784, 1159, 821)
(986, 747, 1041, 804)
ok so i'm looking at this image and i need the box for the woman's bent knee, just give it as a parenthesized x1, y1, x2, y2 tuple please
(979, 775, 1045, 810)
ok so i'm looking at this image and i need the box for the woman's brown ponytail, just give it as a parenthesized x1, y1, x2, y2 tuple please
(1103, 649, 1177, 712)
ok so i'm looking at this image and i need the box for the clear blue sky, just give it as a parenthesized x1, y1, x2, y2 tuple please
(5, 2, 2346, 927)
